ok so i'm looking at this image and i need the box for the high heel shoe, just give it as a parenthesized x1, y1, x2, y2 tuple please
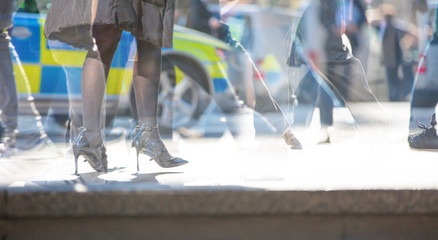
(132, 124, 188, 171)
(73, 127, 108, 174)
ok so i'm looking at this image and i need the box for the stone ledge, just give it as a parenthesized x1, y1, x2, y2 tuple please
(0, 191, 5, 217)
(6, 215, 438, 240)
(5, 186, 438, 218)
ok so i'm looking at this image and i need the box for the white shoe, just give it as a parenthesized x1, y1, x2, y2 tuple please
(317, 126, 331, 144)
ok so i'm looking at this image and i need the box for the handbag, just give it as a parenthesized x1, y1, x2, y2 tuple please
(115, 0, 138, 32)
(44, 0, 95, 50)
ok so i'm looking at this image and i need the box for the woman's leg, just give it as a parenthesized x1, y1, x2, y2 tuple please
(73, 25, 123, 172)
(133, 39, 161, 132)
(132, 39, 187, 165)
(80, 25, 122, 135)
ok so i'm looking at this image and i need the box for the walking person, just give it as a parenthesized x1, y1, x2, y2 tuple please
(45, 0, 188, 173)
(374, 3, 418, 101)
(408, 6, 438, 150)
(289, 0, 388, 143)
(186, 0, 302, 148)
(186, 0, 220, 35)
(292, 69, 336, 143)
(0, 0, 19, 157)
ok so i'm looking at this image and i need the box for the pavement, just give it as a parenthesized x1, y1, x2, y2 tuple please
(2, 102, 438, 239)
(1, 101, 437, 190)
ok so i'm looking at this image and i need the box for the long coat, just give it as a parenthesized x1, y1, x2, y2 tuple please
(0, 0, 14, 30)
(44, 0, 175, 49)
(186, 0, 212, 35)
(379, 16, 417, 67)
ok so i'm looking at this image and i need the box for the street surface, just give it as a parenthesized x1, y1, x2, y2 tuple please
(1, 102, 437, 191)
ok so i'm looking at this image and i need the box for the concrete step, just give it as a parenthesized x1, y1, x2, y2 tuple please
(2, 186, 438, 240)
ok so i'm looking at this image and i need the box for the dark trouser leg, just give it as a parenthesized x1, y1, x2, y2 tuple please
(296, 69, 334, 127)
(0, 31, 17, 135)
(295, 70, 319, 126)
(402, 64, 414, 99)
(317, 87, 334, 127)
(322, 57, 386, 127)
(385, 66, 401, 101)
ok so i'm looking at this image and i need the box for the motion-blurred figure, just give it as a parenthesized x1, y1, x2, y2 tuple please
(185, 0, 302, 148)
(408, 6, 438, 150)
(186, 0, 237, 45)
(0, 0, 18, 157)
(187, 0, 220, 35)
(344, 0, 368, 59)
(410, 0, 429, 53)
(374, 3, 418, 101)
(290, 0, 386, 143)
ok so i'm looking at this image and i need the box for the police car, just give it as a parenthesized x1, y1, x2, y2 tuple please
(11, 12, 240, 130)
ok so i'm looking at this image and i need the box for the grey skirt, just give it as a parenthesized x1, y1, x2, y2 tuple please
(44, 0, 175, 50)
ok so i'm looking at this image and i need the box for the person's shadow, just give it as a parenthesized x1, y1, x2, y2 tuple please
(29, 171, 183, 190)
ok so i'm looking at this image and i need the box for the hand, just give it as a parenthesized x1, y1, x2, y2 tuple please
(209, 17, 222, 30)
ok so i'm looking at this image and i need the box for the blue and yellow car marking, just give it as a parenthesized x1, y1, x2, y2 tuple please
(11, 13, 230, 100)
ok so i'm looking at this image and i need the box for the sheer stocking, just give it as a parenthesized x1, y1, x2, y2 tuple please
(80, 25, 122, 143)
(132, 39, 178, 160)
(133, 40, 162, 139)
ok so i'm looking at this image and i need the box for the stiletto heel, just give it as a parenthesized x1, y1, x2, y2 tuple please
(136, 146, 140, 171)
(73, 127, 108, 173)
(132, 124, 188, 170)
(74, 155, 79, 174)
(132, 129, 141, 171)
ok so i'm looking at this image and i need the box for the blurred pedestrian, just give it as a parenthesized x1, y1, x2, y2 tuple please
(186, 0, 237, 45)
(343, 0, 367, 57)
(289, 0, 385, 143)
(408, 7, 438, 150)
(375, 3, 418, 101)
(0, 0, 18, 157)
(292, 69, 335, 143)
(186, 0, 220, 35)
(410, 0, 429, 52)
(184, 0, 302, 148)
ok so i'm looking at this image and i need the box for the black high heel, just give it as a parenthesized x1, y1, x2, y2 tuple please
(131, 124, 188, 171)
(73, 127, 108, 174)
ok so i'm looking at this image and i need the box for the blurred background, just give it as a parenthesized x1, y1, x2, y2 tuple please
(4, 0, 438, 153)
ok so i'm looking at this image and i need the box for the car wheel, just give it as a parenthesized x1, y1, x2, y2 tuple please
(53, 114, 70, 128)
(157, 65, 203, 131)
